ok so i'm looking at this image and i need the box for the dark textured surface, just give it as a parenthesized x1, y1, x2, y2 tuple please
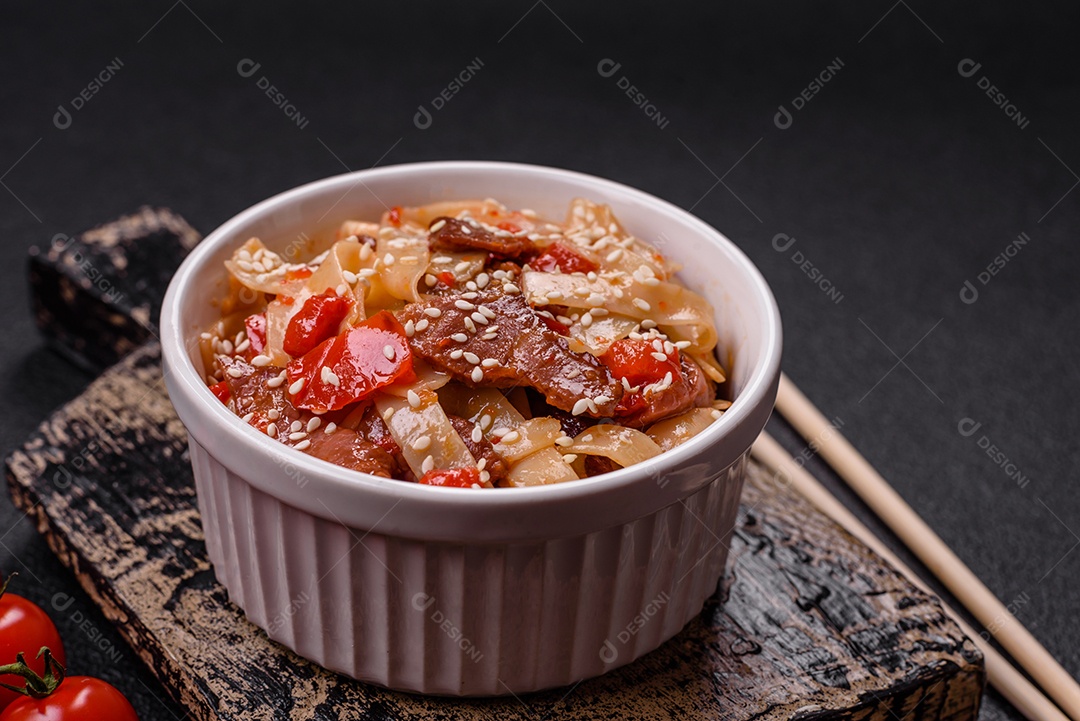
(0, 2, 1077, 719)
(4, 343, 983, 719)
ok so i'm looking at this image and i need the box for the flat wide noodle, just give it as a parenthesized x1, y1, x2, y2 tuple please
(373, 389, 477, 480)
(646, 407, 717, 452)
(570, 424, 662, 467)
(493, 417, 562, 463)
(376, 233, 430, 303)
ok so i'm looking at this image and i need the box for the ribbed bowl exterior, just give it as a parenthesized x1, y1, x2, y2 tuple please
(190, 438, 747, 696)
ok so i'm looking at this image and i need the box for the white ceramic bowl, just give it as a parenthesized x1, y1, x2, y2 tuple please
(161, 161, 781, 696)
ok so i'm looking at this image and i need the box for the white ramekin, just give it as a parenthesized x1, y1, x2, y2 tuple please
(161, 161, 781, 696)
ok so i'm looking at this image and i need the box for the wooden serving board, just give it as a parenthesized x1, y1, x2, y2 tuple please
(5, 210, 985, 720)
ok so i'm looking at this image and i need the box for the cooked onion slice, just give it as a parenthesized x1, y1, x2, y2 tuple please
(373, 389, 476, 480)
(570, 424, 662, 467)
(381, 360, 450, 398)
(505, 447, 578, 487)
(376, 233, 430, 302)
(646, 408, 718, 452)
(566, 313, 638, 355)
(225, 238, 305, 296)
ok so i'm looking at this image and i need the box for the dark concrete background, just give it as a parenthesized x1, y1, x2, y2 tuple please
(1, 1, 1077, 718)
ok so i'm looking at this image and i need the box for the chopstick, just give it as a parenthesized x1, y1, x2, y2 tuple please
(752, 432, 1069, 721)
(773, 372, 1080, 721)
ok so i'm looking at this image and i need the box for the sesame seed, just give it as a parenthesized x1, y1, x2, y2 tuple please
(480, 414, 492, 430)
(267, 408, 280, 420)
(359, 244, 373, 261)
(711, 409, 724, 420)
(503, 283, 520, 294)
(336, 283, 349, 296)
(633, 298, 651, 312)
(546, 290, 563, 300)
(652, 339, 664, 352)
(481, 358, 499, 368)
(571, 398, 591, 416)
(587, 293, 605, 306)
(454, 299, 476, 311)
(454, 261, 471, 273)
(466, 280, 478, 291)
(643, 277, 661, 287)
(383, 253, 395, 266)
(383, 345, 396, 361)
(430, 219, 447, 232)
(226, 367, 244, 378)
(421, 455, 435, 474)
(613, 288, 624, 298)
(582, 434, 594, 442)
(641, 319, 658, 329)
(606, 249, 623, 263)
(650, 352, 669, 362)
(450, 349, 464, 359)
(289, 431, 308, 441)
(324, 422, 337, 434)
(479, 471, 490, 484)
(383, 406, 395, 421)
(562, 454, 578, 464)
(267, 424, 278, 438)
(321, 366, 340, 387)
(342, 270, 358, 284)
(594, 394, 612, 405)
(554, 435, 574, 447)
(500, 430, 520, 444)
(472, 424, 483, 443)
(586, 399, 599, 414)
(358, 268, 377, 278)
(451, 333, 469, 343)
(461, 291, 479, 299)
(415, 318, 430, 332)
(580, 312, 593, 328)
(476, 273, 490, 288)
(481, 332, 497, 340)
(407, 390, 422, 408)
(464, 317, 477, 333)
(236, 260, 255, 272)
(412, 435, 432, 451)
(200, 332, 213, 340)
(471, 367, 484, 382)
(400, 256, 419, 264)
(290, 420, 302, 432)
(424, 274, 438, 287)
(664, 341, 676, 355)
(288, 377, 305, 395)
(241, 412, 254, 423)
(294, 439, 312, 451)
(470, 311, 489, 326)
(491, 426, 510, 438)
(404, 320, 415, 337)
(478, 305, 496, 319)
(463, 352, 480, 365)
(235, 339, 251, 354)
(424, 307, 442, 318)
(477, 457, 488, 470)
(307, 417, 322, 432)
(675, 340, 691, 350)
(591, 308, 609, 317)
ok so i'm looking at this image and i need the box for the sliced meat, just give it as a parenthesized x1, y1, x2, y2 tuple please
(428, 217, 536, 259)
(528, 391, 595, 438)
(219, 356, 397, 478)
(351, 402, 402, 456)
(448, 415, 509, 485)
(584, 455, 620, 477)
(616, 354, 712, 428)
(400, 291, 622, 417)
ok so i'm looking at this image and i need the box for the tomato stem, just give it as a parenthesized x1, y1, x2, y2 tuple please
(0, 647, 65, 698)
(0, 571, 16, 600)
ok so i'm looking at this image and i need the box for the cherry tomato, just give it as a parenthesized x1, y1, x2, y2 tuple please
(531, 243, 597, 274)
(0, 676, 137, 721)
(283, 292, 352, 358)
(243, 312, 267, 358)
(600, 338, 681, 388)
(0, 580, 65, 710)
(287, 311, 416, 413)
(419, 467, 481, 488)
(208, 381, 231, 404)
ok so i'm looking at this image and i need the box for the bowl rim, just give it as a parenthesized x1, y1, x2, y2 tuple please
(161, 160, 781, 537)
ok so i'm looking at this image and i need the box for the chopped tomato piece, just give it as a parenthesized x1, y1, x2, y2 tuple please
(600, 338, 681, 388)
(287, 311, 417, 413)
(283, 292, 352, 358)
(531, 243, 598, 274)
(285, 266, 313, 281)
(419, 467, 481, 487)
(437, 271, 456, 287)
(387, 206, 403, 226)
(244, 312, 267, 357)
(496, 221, 522, 234)
(614, 390, 647, 417)
(209, 381, 231, 403)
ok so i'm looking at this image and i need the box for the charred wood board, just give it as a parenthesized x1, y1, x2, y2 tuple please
(28, 206, 201, 371)
(4, 343, 984, 720)
(7, 210, 984, 719)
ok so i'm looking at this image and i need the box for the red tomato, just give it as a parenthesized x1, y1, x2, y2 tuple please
(387, 206, 403, 227)
(283, 292, 351, 358)
(419, 467, 481, 488)
(243, 312, 267, 357)
(0, 580, 65, 710)
(531, 243, 597, 274)
(0, 676, 137, 721)
(286, 311, 416, 413)
(208, 381, 231, 404)
(600, 338, 681, 388)
(436, 271, 456, 287)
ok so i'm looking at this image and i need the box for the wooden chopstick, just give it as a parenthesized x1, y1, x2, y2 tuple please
(752, 432, 1069, 721)
(773, 372, 1080, 721)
